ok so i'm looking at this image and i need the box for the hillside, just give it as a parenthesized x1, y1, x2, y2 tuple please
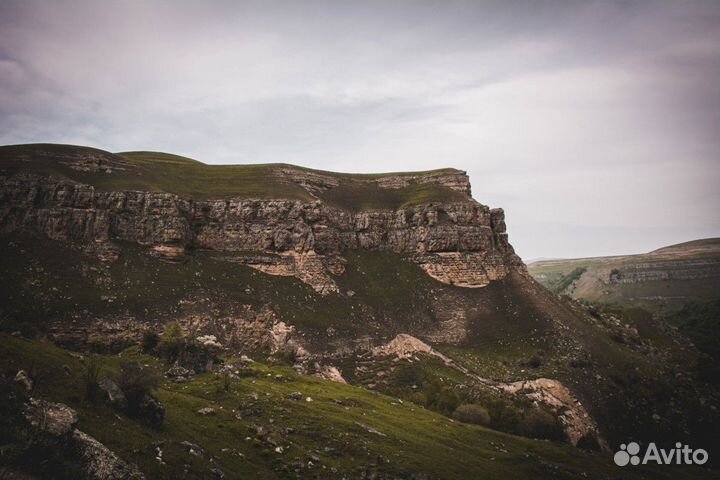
(528, 239, 720, 314)
(5, 334, 712, 480)
(1, 143, 719, 478)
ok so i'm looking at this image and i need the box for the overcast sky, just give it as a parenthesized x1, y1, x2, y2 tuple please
(1, 0, 719, 260)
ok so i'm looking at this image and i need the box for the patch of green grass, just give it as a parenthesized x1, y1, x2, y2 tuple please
(548, 267, 587, 294)
(666, 299, 720, 360)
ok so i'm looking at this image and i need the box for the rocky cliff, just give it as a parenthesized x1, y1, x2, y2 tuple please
(0, 145, 523, 295)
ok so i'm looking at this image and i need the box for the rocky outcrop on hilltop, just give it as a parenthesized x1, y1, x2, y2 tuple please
(271, 165, 472, 197)
(0, 173, 523, 293)
(500, 379, 607, 449)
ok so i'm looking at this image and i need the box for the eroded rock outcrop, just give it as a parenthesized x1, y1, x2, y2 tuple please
(373, 333, 453, 365)
(500, 379, 608, 450)
(73, 430, 146, 480)
(23, 398, 145, 479)
(372, 334, 606, 449)
(0, 172, 523, 293)
(23, 398, 79, 437)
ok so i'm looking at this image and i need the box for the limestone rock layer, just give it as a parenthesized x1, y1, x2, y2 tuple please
(0, 172, 524, 292)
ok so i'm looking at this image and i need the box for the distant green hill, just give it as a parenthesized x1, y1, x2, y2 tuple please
(528, 238, 720, 315)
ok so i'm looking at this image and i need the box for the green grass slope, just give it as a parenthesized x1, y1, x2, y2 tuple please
(0, 143, 470, 210)
(2, 230, 717, 456)
(0, 334, 709, 480)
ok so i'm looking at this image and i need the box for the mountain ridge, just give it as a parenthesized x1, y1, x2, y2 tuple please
(528, 237, 720, 314)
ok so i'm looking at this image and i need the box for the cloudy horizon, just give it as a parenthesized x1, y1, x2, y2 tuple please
(2, 0, 719, 260)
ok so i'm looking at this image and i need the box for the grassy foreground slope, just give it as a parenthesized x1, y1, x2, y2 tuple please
(528, 238, 720, 315)
(0, 143, 470, 210)
(0, 334, 707, 480)
(1, 229, 717, 453)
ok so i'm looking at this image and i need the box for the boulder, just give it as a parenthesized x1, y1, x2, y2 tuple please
(23, 398, 78, 437)
(313, 364, 347, 384)
(138, 394, 165, 428)
(14, 370, 33, 391)
(98, 377, 128, 411)
(73, 429, 146, 479)
(180, 441, 204, 456)
(22, 398, 145, 479)
(165, 364, 192, 379)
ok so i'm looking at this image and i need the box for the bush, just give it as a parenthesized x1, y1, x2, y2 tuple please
(392, 363, 424, 387)
(116, 360, 159, 416)
(484, 397, 565, 441)
(518, 408, 565, 441)
(452, 404, 491, 426)
(521, 353, 543, 369)
(272, 348, 298, 366)
(576, 432, 601, 451)
(84, 355, 101, 401)
(88, 334, 107, 353)
(141, 331, 160, 354)
(157, 322, 184, 361)
(424, 380, 461, 416)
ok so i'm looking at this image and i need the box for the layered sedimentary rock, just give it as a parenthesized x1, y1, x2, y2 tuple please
(0, 172, 523, 293)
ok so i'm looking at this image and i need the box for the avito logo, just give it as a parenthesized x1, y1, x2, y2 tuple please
(614, 442, 709, 466)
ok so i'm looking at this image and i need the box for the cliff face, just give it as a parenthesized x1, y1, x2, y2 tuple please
(0, 171, 523, 294)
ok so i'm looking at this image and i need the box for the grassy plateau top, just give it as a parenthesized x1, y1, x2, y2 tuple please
(0, 143, 473, 211)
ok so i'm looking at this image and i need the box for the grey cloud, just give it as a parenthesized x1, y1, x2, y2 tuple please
(1, 0, 719, 259)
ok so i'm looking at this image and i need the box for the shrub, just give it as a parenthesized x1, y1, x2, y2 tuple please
(178, 339, 220, 372)
(518, 408, 565, 441)
(576, 432, 601, 451)
(84, 355, 101, 401)
(272, 348, 298, 366)
(521, 354, 543, 368)
(116, 360, 159, 416)
(452, 404, 491, 426)
(487, 399, 522, 433)
(424, 380, 461, 416)
(157, 322, 184, 361)
(569, 357, 592, 369)
(392, 363, 424, 387)
(88, 334, 106, 353)
(141, 331, 160, 354)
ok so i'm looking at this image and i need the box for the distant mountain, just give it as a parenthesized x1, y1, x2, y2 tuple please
(528, 238, 720, 315)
